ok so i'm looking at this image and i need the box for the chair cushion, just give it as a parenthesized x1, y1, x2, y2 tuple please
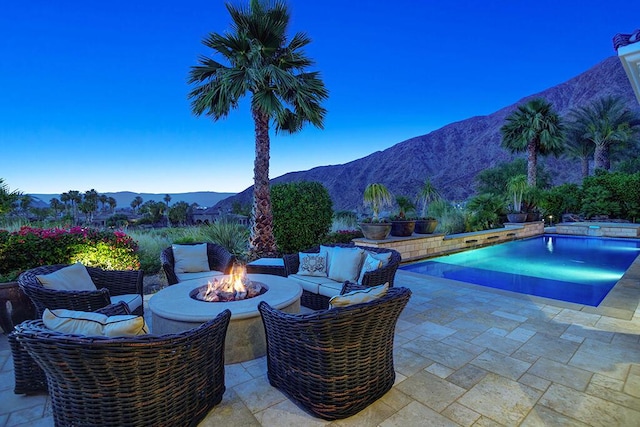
(43, 308, 148, 337)
(172, 244, 209, 273)
(328, 247, 364, 283)
(366, 250, 392, 267)
(36, 262, 97, 291)
(317, 280, 344, 298)
(297, 252, 327, 277)
(357, 253, 383, 284)
(288, 274, 336, 294)
(110, 294, 143, 314)
(319, 245, 336, 276)
(176, 271, 224, 283)
(329, 283, 389, 309)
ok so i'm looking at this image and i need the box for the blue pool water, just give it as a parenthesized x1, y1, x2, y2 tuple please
(400, 235, 640, 306)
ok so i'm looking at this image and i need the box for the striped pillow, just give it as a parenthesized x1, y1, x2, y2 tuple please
(328, 283, 389, 308)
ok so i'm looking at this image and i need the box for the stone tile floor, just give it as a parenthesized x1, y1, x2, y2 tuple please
(2, 265, 640, 426)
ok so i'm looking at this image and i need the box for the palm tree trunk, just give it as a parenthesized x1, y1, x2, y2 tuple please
(250, 107, 278, 257)
(527, 140, 537, 187)
(594, 143, 609, 171)
(581, 156, 590, 179)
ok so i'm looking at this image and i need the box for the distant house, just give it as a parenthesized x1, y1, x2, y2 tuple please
(191, 207, 248, 226)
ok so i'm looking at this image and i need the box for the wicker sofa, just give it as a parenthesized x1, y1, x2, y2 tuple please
(12, 308, 231, 427)
(259, 282, 411, 420)
(18, 264, 144, 317)
(283, 243, 401, 309)
(161, 242, 235, 285)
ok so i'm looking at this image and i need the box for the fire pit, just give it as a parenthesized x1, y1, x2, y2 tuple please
(189, 265, 266, 302)
(148, 272, 302, 364)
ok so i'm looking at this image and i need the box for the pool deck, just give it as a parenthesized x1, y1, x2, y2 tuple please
(3, 264, 640, 426)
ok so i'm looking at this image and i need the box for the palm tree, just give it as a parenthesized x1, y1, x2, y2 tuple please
(500, 98, 564, 187)
(188, 0, 328, 257)
(0, 178, 20, 216)
(67, 190, 82, 224)
(163, 194, 171, 207)
(563, 121, 595, 180)
(107, 196, 117, 213)
(49, 197, 63, 218)
(131, 196, 143, 214)
(569, 96, 640, 171)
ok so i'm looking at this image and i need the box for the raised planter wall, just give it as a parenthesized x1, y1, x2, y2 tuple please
(353, 221, 545, 262)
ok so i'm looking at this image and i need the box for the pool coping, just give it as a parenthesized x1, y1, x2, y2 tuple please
(400, 251, 640, 321)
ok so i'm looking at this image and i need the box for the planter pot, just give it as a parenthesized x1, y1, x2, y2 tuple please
(415, 219, 438, 234)
(0, 281, 36, 333)
(506, 213, 528, 223)
(359, 222, 392, 240)
(390, 220, 416, 237)
(526, 212, 540, 222)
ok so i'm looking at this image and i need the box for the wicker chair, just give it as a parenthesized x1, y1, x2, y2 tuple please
(18, 264, 144, 317)
(9, 301, 132, 395)
(161, 242, 236, 285)
(13, 308, 231, 427)
(258, 283, 411, 420)
(283, 243, 401, 310)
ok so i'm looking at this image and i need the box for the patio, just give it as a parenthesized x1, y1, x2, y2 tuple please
(2, 265, 640, 426)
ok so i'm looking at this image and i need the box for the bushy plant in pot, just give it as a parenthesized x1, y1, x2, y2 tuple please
(359, 183, 393, 240)
(390, 196, 416, 237)
(415, 179, 441, 234)
(506, 174, 528, 223)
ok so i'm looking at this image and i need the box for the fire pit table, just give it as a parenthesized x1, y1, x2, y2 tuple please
(149, 273, 302, 364)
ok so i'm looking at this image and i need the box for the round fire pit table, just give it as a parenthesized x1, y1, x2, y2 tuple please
(148, 274, 302, 364)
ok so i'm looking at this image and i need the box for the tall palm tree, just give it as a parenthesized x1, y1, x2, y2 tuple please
(0, 178, 20, 216)
(107, 196, 117, 213)
(131, 196, 143, 214)
(188, 0, 328, 257)
(500, 98, 564, 187)
(569, 96, 640, 171)
(563, 120, 595, 180)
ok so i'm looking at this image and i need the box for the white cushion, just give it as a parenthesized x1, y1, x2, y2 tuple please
(329, 283, 389, 309)
(288, 274, 337, 294)
(328, 247, 364, 283)
(42, 308, 148, 337)
(172, 244, 209, 274)
(176, 271, 224, 283)
(297, 252, 327, 277)
(317, 281, 344, 298)
(357, 253, 383, 284)
(319, 245, 336, 276)
(37, 263, 97, 291)
(110, 294, 143, 314)
(366, 251, 392, 268)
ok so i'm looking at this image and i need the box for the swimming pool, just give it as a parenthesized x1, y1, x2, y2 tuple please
(400, 235, 640, 306)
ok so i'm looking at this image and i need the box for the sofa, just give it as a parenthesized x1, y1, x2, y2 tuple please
(283, 243, 401, 309)
(161, 242, 236, 285)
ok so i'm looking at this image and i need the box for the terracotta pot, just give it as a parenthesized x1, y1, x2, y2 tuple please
(415, 219, 438, 234)
(0, 281, 36, 333)
(359, 222, 392, 240)
(390, 220, 416, 237)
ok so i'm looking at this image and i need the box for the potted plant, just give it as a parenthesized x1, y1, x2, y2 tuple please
(359, 183, 393, 240)
(506, 174, 528, 223)
(415, 179, 440, 234)
(390, 196, 416, 237)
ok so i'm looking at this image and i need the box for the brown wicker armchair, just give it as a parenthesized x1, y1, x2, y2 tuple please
(258, 283, 411, 420)
(18, 264, 144, 317)
(283, 243, 401, 310)
(13, 308, 231, 427)
(161, 242, 236, 285)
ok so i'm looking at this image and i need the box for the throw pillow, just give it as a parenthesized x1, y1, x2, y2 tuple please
(43, 308, 148, 337)
(328, 246, 364, 283)
(319, 245, 336, 276)
(36, 262, 97, 291)
(172, 243, 209, 274)
(357, 253, 383, 284)
(366, 250, 392, 268)
(329, 283, 389, 308)
(298, 252, 328, 277)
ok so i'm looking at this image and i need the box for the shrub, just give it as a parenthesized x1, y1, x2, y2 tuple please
(538, 184, 582, 220)
(198, 219, 250, 261)
(465, 194, 505, 231)
(321, 229, 363, 244)
(0, 226, 140, 281)
(271, 181, 333, 253)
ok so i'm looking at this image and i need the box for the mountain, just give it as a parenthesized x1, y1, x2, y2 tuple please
(213, 56, 640, 212)
(29, 191, 235, 209)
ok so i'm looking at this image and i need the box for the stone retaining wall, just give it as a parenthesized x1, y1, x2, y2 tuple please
(555, 222, 640, 238)
(353, 221, 545, 262)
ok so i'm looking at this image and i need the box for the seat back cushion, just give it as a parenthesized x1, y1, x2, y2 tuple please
(36, 262, 97, 291)
(366, 250, 392, 267)
(319, 245, 336, 276)
(298, 252, 328, 277)
(357, 253, 383, 284)
(329, 283, 389, 309)
(43, 308, 148, 337)
(328, 246, 364, 283)
(172, 243, 209, 274)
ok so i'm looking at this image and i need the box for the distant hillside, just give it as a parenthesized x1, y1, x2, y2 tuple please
(214, 56, 640, 212)
(29, 191, 235, 209)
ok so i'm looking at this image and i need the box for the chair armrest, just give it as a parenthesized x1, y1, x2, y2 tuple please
(160, 246, 179, 285)
(208, 244, 236, 274)
(89, 268, 143, 297)
(94, 301, 131, 316)
(282, 253, 300, 276)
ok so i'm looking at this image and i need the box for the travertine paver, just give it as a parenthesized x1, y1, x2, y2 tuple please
(2, 268, 640, 427)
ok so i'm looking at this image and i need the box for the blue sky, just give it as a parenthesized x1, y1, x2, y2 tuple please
(2, 1, 639, 195)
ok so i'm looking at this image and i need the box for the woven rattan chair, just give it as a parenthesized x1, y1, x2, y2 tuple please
(258, 283, 411, 420)
(18, 264, 144, 317)
(9, 301, 132, 395)
(161, 242, 236, 285)
(283, 243, 401, 310)
(13, 308, 231, 427)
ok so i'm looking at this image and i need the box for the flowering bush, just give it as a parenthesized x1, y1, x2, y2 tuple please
(0, 226, 140, 281)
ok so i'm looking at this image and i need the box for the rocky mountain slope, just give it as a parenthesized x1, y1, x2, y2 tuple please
(215, 56, 640, 212)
